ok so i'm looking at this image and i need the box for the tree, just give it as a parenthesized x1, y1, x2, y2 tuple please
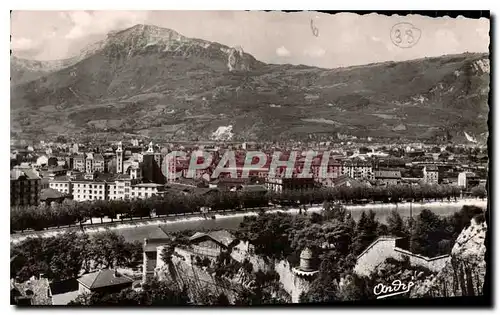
(334, 273, 373, 301)
(446, 205, 484, 240)
(471, 185, 487, 199)
(11, 232, 88, 282)
(376, 223, 389, 236)
(299, 252, 341, 303)
(47, 157, 59, 167)
(410, 209, 446, 257)
(439, 151, 450, 161)
(68, 292, 93, 305)
(86, 231, 129, 269)
(323, 201, 348, 222)
(352, 210, 379, 256)
(70, 280, 190, 306)
(141, 280, 190, 305)
(233, 288, 262, 305)
(55, 135, 67, 143)
(237, 212, 299, 258)
(386, 210, 408, 238)
(195, 290, 231, 305)
(359, 147, 371, 155)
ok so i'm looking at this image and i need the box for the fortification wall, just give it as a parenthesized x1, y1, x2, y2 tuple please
(274, 259, 312, 303)
(354, 237, 450, 276)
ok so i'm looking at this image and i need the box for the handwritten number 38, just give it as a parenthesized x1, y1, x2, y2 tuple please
(394, 29, 414, 44)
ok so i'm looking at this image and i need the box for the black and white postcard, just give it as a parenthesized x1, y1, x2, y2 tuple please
(9, 10, 491, 307)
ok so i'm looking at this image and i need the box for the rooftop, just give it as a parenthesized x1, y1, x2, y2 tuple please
(189, 230, 236, 247)
(40, 188, 68, 201)
(332, 175, 362, 187)
(133, 183, 164, 188)
(77, 269, 133, 290)
(144, 236, 172, 252)
(51, 173, 131, 183)
(239, 185, 268, 193)
(374, 169, 402, 179)
(11, 169, 40, 180)
(425, 164, 439, 171)
(300, 247, 314, 259)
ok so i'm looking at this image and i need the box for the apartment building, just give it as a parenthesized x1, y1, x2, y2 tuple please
(107, 179, 128, 200)
(374, 169, 402, 186)
(74, 154, 86, 172)
(130, 183, 165, 199)
(341, 161, 374, 180)
(49, 178, 72, 195)
(423, 164, 439, 184)
(74, 153, 105, 173)
(457, 172, 481, 190)
(265, 177, 316, 194)
(10, 169, 41, 206)
(49, 172, 139, 202)
(311, 161, 342, 179)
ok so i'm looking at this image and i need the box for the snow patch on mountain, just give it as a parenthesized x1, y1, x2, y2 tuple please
(464, 131, 477, 143)
(472, 58, 490, 74)
(211, 125, 234, 141)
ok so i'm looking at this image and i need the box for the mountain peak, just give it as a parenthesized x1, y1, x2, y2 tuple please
(108, 24, 184, 42)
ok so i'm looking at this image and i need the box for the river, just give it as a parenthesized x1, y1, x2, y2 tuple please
(11, 199, 487, 244)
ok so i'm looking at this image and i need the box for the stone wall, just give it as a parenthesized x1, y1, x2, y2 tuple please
(354, 236, 450, 276)
(354, 237, 399, 276)
(147, 240, 317, 303)
(274, 259, 311, 303)
(157, 255, 237, 303)
(393, 248, 450, 272)
(230, 241, 271, 273)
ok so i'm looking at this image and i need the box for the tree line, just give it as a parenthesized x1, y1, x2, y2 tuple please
(10, 231, 143, 283)
(11, 183, 475, 233)
(10, 201, 484, 305)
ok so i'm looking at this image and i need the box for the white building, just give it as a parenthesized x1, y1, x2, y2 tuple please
(457, 171, 480, 190)
(130, 183, 165, 199)
(341, 161, 373, 180)
(49, 173, 139, 202)
(36, 155, 49, 167)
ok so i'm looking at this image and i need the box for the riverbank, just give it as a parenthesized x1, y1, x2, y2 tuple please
(10, 199, 487, 244)
(345, 198, 487, 211)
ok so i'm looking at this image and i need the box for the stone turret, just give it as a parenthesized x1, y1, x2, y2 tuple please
(299, 247, 314, 271)
(292, 247, 319, 277)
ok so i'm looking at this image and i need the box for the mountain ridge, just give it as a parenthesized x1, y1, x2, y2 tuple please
(10, 24, 490, 143)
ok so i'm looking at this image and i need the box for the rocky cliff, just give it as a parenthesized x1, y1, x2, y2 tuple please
(411, 215, 487, 297)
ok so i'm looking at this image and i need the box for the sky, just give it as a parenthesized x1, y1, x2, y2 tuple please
(10, 11, 490, 68)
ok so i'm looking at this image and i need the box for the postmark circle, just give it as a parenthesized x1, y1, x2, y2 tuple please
(390, 22, 421, 48)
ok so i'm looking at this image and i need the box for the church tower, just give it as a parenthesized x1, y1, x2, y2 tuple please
(147, 141, 154, 154)
(116, 142, 124, 174)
